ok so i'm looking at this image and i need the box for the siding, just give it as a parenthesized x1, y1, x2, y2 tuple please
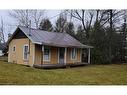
(66, 48, 81, 64)
(8, 40, 82, 66)
(34, 46, 58, 64)
(34, 44, 42, 65)
(43, 46, 58, 64)
(8, 38, 35, 66)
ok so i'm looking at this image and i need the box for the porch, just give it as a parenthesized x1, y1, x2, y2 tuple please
(33, 62, 89, 69)
(33, 43, 93, 69)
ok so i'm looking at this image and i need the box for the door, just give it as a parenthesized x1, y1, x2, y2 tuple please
(59, 47, 65, 64)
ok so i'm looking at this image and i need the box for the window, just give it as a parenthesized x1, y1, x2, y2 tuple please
(23, 45, 29, 60)
(13, 46, 16, 52)
(71, 48, 77, 60)
(43, 46, 50, 61)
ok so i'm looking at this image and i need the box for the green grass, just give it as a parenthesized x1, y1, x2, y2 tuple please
(0, 61, 127, 85)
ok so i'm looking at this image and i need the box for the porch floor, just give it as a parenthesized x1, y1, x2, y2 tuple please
(33, 63, 89, 69)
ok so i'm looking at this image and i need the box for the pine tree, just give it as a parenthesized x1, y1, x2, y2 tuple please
(54, 15, 67, 32)
(39, 19, 53, 31)
(65, 22, 75, 37)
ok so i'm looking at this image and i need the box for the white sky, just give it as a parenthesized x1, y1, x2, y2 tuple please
(0, 10, 81, 41)
(0, 10, 62, 41)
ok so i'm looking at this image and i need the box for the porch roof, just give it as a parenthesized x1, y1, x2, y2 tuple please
(8, 26, 93, 48)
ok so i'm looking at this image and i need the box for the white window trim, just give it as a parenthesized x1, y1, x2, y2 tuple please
(64, 47, 67, 64)
(71, 48, 77, 60)
(43, 46, 51, 62)
(12, 45, 16, 53)
(23, 44, 29, 60)
(32, 44, 35, 66)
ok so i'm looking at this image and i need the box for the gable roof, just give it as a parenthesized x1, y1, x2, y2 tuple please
(8, 26, 93, 48)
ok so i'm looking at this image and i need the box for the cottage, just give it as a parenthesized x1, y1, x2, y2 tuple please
(7, 26, 92, 68)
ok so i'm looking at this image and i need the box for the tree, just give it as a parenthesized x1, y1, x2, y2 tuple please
(105, 10, 123, 63)
(68, 10, 94, 39)
(118, 10, 127, 62)
(9, 10, 45, 28)
(89, 21, 110, 64)
(65, 22, 75, 37)
(54, 14, 67, 32)
(0, 18, 5, 43)
(39, 18, 53, 31)
(75, 25, 87, 44)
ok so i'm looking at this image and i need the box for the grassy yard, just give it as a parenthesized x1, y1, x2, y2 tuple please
(0, 60, 127, 85)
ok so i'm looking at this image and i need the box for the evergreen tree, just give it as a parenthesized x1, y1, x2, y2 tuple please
(54, 15, 67, 32)
(65, 22, 75, 37)
(119, 16, 127, 62)
(75, 25, 87, 44)
(89, 22, 110, 64)
(39, 19, 53, 31)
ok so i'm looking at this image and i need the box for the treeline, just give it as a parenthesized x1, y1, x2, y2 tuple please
(10, 10, 127, 64)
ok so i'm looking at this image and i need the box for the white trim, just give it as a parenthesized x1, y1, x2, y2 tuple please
(8, 43, 11, 62)
(43, 45, 51, 62)
(88, 48, 91, 64)
(23, 44, 29, 60)
(64, 47, 67, 64)
(12, 45, 16, 53)
(71, 48, 77, 60)
(32, 44, 35, 66)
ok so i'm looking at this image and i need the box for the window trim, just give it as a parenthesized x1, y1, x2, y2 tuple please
(23, 44, 29, 60)
(12, 45, 16, 53)
(43, 46, 51, 62)
(71, 48, 77, 60)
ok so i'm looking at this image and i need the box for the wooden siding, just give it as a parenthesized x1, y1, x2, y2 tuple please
(43, 46, 58, 64)
(8, 38, 35, 66)
(66, 48, 81, 64)
(34, 45, 81, 64)
(34, 44, 42, 65)
(8, 40, 82, 66)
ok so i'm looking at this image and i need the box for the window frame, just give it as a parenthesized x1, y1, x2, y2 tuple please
(12, 45, 16, 53)
(23, 44, 29, 60)
(71, 48, 77, 60)
(43, 46, 51, 61)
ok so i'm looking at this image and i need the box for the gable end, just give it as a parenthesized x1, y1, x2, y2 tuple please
(13, 28, 27, 39)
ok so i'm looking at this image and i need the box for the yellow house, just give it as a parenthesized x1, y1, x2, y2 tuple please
(7, 26, 93, 68)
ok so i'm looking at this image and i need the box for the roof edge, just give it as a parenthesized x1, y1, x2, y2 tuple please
(7, 26, 35, 45)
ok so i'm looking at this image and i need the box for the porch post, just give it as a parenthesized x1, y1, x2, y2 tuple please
(64, 47, 67, 64)
(41, 45, 44, 65)
(88, 48, 91, 64)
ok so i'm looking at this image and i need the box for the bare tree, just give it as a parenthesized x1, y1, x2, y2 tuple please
(31, 10, 45, 28)
(9, 10, 45, 28)
(67, 10, 94, 38)
(0, 18, 5, 43)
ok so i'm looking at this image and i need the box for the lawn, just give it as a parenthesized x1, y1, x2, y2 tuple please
(0, 60, 127, 85)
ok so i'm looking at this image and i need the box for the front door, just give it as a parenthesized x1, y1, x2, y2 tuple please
(59, 47, 65, 64)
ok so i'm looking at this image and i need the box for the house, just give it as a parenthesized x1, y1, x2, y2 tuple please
(0, 43, 6, 56)
(7, 26, 93, 68)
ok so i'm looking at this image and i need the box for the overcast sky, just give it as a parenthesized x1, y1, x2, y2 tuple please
(0, 10, 64, 41)
(0, 10, 81, 41)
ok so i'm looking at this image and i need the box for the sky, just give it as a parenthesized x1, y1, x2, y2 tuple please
(0, 10, 81, 42)
(0, 10, 63, 41)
